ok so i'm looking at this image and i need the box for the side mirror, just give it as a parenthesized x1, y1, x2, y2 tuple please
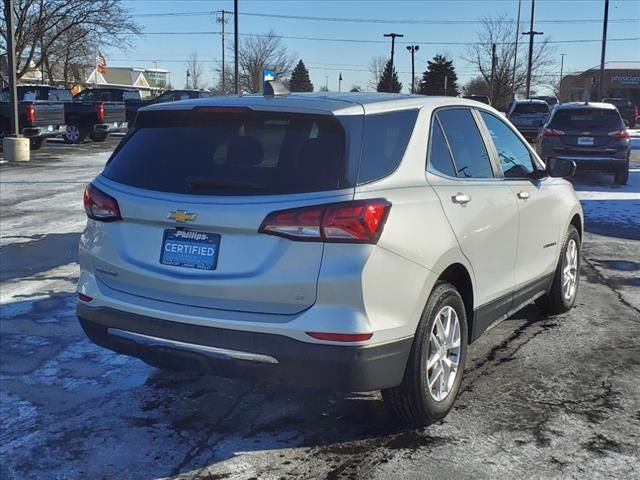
(546, 157, 576, 178)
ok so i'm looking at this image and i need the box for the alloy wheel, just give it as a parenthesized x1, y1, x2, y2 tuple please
(563, 239, 578, 301)
(426, 305, 461, 401)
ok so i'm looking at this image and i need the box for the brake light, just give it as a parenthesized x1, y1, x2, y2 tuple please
(306, 332, 373, 342)
(96, 102, 105, 122)
(259, 199, 391, 244)
(26, 104, 36, 122)
(83, 184, 121, 221)
(543, 128, 565, 137)
(608, 129, 629, 139)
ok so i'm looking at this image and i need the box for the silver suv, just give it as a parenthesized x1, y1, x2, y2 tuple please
(78, 92, 583, 425)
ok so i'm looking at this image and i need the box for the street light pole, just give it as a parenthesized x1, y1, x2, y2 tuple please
(522, 0, 543, 99)
(511, 0, 522, 101)
(234, 0, 239, 94)
(406, 45, 419, 94)
(384, 33, 404, 91)
(559, 53, 566, 99)
(4, 0, 19, 137)
(598, 0, 609, 100)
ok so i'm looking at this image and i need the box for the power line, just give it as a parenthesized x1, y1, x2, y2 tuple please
(129, 9, 639, 25)
(128, 30, 640, 46)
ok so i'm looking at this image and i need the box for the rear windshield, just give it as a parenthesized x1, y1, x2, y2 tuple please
(549, 109, 623, 130)
(103, 109, 350, 196)
(512, 103, 549, 114)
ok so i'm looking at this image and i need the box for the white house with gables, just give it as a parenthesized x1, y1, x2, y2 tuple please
(84, 67, 169, 98)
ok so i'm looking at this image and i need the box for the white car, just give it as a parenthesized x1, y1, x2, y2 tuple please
(78, 90, 583, 425)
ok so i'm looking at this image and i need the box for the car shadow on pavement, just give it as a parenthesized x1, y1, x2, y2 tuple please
(0, 232, 81, 282)
(1, 293, 553, 479)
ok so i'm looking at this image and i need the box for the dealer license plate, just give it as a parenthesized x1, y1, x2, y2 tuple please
(160, 229, 220, 270)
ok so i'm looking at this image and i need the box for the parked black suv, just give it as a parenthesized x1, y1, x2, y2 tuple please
(537, 102, 630, 185)
(602, 98, 636, 127)
(0, 86, 65, 150)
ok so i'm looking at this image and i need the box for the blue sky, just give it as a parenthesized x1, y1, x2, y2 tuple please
(115, 0, 640, 92)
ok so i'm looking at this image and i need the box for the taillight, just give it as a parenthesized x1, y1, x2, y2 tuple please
(259, 199, 391, 244)
(83, 184, 121, 221)
(608, 129, 629, 139)
(26, 104, 36, 122)
(96, 102, 105, 122)
(543, 128, 565, 137)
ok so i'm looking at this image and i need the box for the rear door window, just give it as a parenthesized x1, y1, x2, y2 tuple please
(549, 109, 624, 130)
(427, 118, 456, 177)
(357, 110, 418, 183)
(103, 109, 351, 196)
(437, 108, 494, 178)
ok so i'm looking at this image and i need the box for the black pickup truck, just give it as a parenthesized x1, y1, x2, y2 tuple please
(71, 87, 143, 126)
(20, 86, 128, 144)
(0, 88, 66, 150)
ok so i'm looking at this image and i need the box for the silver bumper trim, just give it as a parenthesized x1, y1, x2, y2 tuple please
(107, 328, 279, 364)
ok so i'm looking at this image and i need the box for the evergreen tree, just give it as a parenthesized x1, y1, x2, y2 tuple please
(376, 60, 402, 93)
(289, 59, 314, 92)
(418, 54, 460, 96)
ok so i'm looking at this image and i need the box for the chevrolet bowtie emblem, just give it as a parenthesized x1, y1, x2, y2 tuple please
(168, 210, 197, 223)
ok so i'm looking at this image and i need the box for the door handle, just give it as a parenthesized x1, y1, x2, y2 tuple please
(517, 191, 530, 200)
(452, 193, 471, 205)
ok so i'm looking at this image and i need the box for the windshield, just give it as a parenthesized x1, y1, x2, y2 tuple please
(512, 103, 549, 114)
(103, 109, 351, 196)
(549, 109, 624, 130)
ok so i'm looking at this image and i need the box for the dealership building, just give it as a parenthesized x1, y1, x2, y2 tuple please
(559, 61, 640, 104)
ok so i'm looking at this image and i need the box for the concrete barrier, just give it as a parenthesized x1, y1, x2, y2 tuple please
(3, 137, 30, 162)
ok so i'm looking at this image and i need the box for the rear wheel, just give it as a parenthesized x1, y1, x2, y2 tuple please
(29, 138, 45, 150)
(536, 225, 581, 315)
(89, 131, 108, 142)
(63, 123, 87, 144)
(614, 164, 629, 185)
(382, 281, 468, 426)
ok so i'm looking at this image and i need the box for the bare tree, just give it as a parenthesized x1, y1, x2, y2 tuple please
(44, 25, 96, 85)
(186, 51, 204, 89)
(0, 0, 141, 83)
(368, 56, 386, 91)
(221, 30, 295, 94)
(465, 13, 555, 109)
(462, 76, 491, 96)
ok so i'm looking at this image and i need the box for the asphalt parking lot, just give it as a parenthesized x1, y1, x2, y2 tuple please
(1, 137, 639, 479)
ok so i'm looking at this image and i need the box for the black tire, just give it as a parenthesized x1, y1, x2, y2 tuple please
(614, 165, 629, 186)
(63, 123, 87, 144)
(536, 225, 581, 315)
(89, 131, 108, 142)
(29, 138, 45, 150)
(382, 281, 468, 426)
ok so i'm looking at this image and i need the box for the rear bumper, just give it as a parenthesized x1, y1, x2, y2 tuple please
(22, 125, 66, 139)
(93, 121, 128, 134)
(77, 303, 412, 392)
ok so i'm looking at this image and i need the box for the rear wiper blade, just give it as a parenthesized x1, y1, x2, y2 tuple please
(185, 177, 267, 190)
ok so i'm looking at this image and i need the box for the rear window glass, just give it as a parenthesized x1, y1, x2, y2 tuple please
(549, 109, 623, 130)
(357, 110, 418, 183)
(512, 103, 549, 114)
(103, 110, 350, 196)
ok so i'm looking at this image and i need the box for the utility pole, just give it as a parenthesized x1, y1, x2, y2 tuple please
(490, 43, 497, 105)
(406, 45, 419, 94)
(511, 0, 522, 100)
(186, 69, 190, 89)
(444, 75, 448, 96)
(4, 0, 18, 137)
(384, 33, 404, 91)
(559, 53, 566, 98)
(234, 0, 239, 94)
(325, 75, 329, 91)
(217, 10, 228, 93)
(338, 72, 343, 92)
(522, 0, 543, 99)
(598, 0, 609, 100)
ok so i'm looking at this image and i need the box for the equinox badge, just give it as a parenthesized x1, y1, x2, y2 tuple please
(168, 210, 197, 223)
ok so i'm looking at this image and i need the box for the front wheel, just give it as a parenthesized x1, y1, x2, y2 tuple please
(536, 225, 581, 315)
(382, 281, 468, 426)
